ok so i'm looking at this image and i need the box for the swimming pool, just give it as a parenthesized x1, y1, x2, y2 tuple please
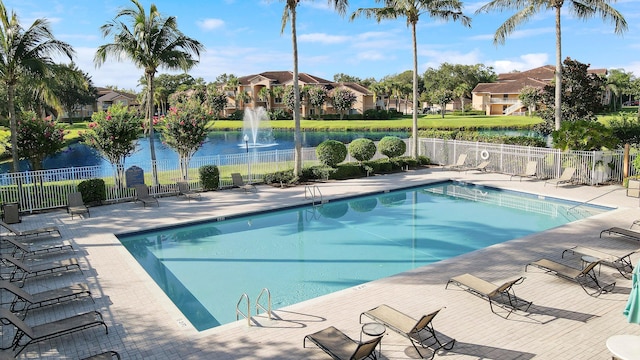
(117, 181, 610, 331)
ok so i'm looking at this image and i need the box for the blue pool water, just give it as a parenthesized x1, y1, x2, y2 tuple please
(117, 181, 610, 331)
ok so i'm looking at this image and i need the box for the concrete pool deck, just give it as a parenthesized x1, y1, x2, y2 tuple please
(3, 167, 640, 359)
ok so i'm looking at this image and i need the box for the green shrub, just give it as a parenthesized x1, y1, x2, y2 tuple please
(348, 138, 377, 163)
(330, 163, 365, 179)
(364, 159, 394, 173)
(316, 140, 347, 167)
(264, 169, 295, 184)
(300, 165, 335, 181)
(227, 110, 244, 120)
(378, 136, 406, 158)
(77, 178, 106, 205)
(417, 155, 430, 165)
(199, 165, 220, 191)
(451, 110, 485, 116)
(268, 108, 290, 120)
(363, 109, 390, 120)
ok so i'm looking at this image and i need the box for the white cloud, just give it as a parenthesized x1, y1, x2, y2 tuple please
(356, 51, 388, 61)
(197, 18, 225, 31)
(72, 47, 142, 90)
(491, 53, 549, 73)
(419, 48, 483, 67)
(298, 33, 350, 44)
(504, 27, 554, 40)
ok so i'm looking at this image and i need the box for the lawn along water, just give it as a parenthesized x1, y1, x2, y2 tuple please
(117, 181, 610, 331)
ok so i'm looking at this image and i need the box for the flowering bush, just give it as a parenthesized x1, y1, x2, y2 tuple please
(83, 103, 141, 166)
(17, 111, 66, 170)
(283, 85, 302, 112)
(307, 86, 328, 119)
(331, 88, 357, 120)
(162, 99, 209, 180)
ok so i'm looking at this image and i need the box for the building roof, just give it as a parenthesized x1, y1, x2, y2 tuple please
(238, 71, 333, 86)
(234, 71, 370, 95)
(472, 64, 608, 95)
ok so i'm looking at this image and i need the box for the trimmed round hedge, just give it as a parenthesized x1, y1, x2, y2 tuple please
(316, 140, 347, 167)
(348, 138, 376, 162)
(378, 136, 406, 158)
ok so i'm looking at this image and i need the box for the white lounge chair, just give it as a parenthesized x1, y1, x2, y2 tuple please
(525, 258, 615, 296)
(545, 167, 576, 187)
(443, 154, 467, 171)
(360, 304, 454, 358)
(510, 161, 538, 181)
(231, 173, 256, 193)
(446, 273, 532, 318)
(562, 245, 637, 279)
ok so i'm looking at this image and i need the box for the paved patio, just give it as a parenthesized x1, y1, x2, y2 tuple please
(2, 167, 640, 359)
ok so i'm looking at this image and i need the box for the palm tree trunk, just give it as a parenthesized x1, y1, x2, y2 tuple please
(8, 83, 19, 172)
(147, 72, 159, 186)
(291, 6, 302, 177)
(411, 23, 419, 159)
(554, 6, 562, 130)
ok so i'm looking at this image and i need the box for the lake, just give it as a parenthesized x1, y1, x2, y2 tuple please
(16, 130, 409, 173)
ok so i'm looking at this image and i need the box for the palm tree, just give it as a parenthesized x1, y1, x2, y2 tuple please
(95, 0, 204, 185)
(0, 1, 74, 172)
(368, 82, 385, 110)
(352, 0, 470, 159)
(280, 0, 349, 177)
(476, 0, 627, 131)
(258, 87, 272, 111)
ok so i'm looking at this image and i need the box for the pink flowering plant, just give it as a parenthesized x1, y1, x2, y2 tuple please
(330, 88, 357, 120)
(162, 99, 210, 180)
(17, 111, 66, 170)
(82, 103, 141, 186)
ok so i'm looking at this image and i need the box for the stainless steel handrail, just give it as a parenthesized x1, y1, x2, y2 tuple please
(236, 293, 251, 327)
(304, 185, 323, 205)
(256, 288, 272, 320)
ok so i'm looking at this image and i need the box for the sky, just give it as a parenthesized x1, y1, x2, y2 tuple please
(3, 0, 640, 91)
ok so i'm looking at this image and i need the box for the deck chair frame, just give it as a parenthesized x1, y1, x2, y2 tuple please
(0, 254, 81, 286)
(0, 309, 107, 356)
(562, 246, 636, 279)
(525, 258, 615, 296)
(445, 274, 532, 318)
(132, 184, 159, 208)
(600, 227, 640, 242)
(0, 281, 93, 318)
(177, 182, 201, 202)
(0, 221, 60, 239)
(359, 304, 454, 360)
(231, 173, 257, 192)
(1, 237, 73, 259)
(510, 161, 538, 181)
(67, 192, 90, 219)
(303, 326, 380, 360)
(81, 351, 121, 360)
(464, 161, 490, 173)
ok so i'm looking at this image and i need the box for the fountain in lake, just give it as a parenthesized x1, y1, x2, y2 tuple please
(240, 107, 277, 149)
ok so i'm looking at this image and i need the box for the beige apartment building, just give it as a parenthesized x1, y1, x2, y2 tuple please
(223, 71, 375, 118)
(472, 65, 608, 116)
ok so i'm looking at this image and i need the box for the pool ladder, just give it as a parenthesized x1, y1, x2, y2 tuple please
(236, 288, 272, 327)
(305, 185, 323, 205)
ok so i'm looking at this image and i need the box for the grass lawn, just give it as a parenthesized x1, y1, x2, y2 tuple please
(213, 114, 543, 132)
